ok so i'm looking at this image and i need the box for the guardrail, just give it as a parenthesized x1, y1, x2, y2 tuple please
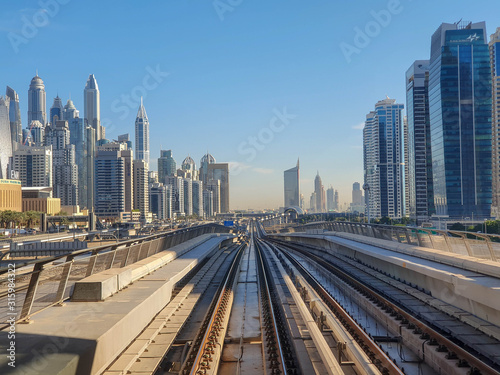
(0, 224, 235, 327)
(266, 221, 500, 262)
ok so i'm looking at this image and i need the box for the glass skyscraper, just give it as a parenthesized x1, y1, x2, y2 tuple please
(406, 61, 434, 224)
(283, 159, 300, 208)
(6, 86, 22, 149)
(490, 28, 500, 218)
(429, 22, 492, 219)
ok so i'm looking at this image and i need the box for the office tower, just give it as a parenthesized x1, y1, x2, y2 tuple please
(430, 22, 492, 219)
(149, 183, 171, 220)
(135, 98, 150, 166)
(94, 142, 134, 217)
(200, 152, 216, 187)
(26, 120, 45, 146)
(300, 193, 305, 210)
(182, 156, 198, 180)
(49, 96, 64, 125)
(99, 142, 134, 212)
(491, 28, 500, 218)
(326, 186, 334, 211)
(85, 126, 96, 210)
(406, 61, 434, 224)
(334, 190, 339, 211)
(363, 98, 404, 219)
(183, 178, 193, 216)
(314, 172, 325, 213)
(309, 192, 316, 212)
(192, 180, 204, 217)
(6, 86, 22, 149)
(28, 74, 46, 126)
(166, 175, 185, 215)
(284, 159, 300, 207)
(158, 150, 176, 183)
(207, 163, 229, 213)
(133, 159, 149, 221)
(84, 74, 103, 141)
(13, 146, 52, 189)
(64, 99, 87, 207)
(350, 182, 365, 213)
(45, 120, 78, 206)
(203, 189, 214, 217)
(0, 96, 12, 179)
(206, 179, 221, 214)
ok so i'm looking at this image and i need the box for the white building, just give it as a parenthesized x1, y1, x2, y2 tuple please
(363, 98, 404, 219)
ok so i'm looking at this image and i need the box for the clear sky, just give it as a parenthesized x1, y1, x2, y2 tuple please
(1, 0, 499, 210)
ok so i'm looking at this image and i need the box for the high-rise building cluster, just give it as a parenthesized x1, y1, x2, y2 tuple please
(283, 160, 342, 213)
(364, 22, 500, 224)
(0, 73, 230, 222)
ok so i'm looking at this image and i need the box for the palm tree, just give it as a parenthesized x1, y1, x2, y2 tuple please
(25, 211, 41, 228)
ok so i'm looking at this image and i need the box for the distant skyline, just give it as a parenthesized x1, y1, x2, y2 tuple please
(1, 1, 500, 209)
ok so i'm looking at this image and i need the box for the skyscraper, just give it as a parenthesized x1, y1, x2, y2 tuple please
(64, 99, 87, 208)
(430, 22, 492, 219)
(183, 178, 193, 216)
(149, 183, 171, 220)
(284, 159, 300, 207)
(166, 176, 185, 215)
(208, 163, 229, 213)
(95, 146, 125, 218)
(0, 96, 12, 179)
(6, 86, 22, 149)
(84, 74, 103, 141)
(326, 186, 335, 211)
(314, 172, 325, 213)
(181, 156, 198, 180)
(135, 98, 149, 166)
(207, 179, 221, 214)
(350, 182, 364, 213)
(28, 74, 46, 126)
(192, 180, 204, 217)
(85, 126, 96, 210)
(490, 28, 500, 218)
(49, 96, 64, 125)
(199, 152, 216, 187)
(13, 146, 52, 189)
(158, 150, 176, 183)
(45, 120, 78, 206)
(133, 159, 149, 221)
(363, 98, 405, 219)
(406, 61, 434, 224)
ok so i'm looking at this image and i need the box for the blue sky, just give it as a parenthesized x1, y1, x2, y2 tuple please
(1, 0, 499, 210)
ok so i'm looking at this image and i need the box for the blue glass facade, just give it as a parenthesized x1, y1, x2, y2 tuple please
(429, 23, 492, 219)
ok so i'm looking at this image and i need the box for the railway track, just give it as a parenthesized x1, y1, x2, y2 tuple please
(266, 235, 500, 375)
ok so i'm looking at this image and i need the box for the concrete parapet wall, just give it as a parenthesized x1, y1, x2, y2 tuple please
(1, 233, 235, 375)
(272, 232, 500, 328)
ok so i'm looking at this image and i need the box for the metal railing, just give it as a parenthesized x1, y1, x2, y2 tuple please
(0, 224, 234, 327)
(267, 221, 500, 263)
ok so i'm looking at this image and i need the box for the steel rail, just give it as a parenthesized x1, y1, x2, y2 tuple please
(272, 239, 500, 375)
